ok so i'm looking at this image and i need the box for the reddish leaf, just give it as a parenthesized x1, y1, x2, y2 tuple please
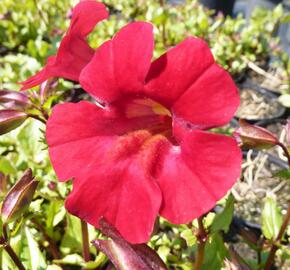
(0, 110, 27, 135)
(234, 119, 279, 150)
(1, 169, 39, 223)
(92, 218, 167, 270)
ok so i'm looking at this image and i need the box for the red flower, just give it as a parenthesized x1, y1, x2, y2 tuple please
(46, 22, 242, 244)
(20, 0, 108, 90)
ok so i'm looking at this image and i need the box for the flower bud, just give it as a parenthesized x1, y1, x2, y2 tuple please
(234, 119, 279, 150)
(0, 110, 27, 135)
(48, 181, 57, 191)
(1, 169, 39, 224)
(92, 218, 167, 270)
(0, 90, 29, 110)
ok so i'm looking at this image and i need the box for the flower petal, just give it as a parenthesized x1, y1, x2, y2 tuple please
(67, 0, 108, 37)
(145, 37, 214, 108)
(157, 124, 242, 224)
(46, 101, 168, 181)
(65, 149, 162, 244)
(20, 1, 108, 90)
(80, 22, 154, 103)
(46, 101, 170, 243)
(172, 64, 239, 129)
(20, 57, 56, 91)
(145, 37, 239, 128)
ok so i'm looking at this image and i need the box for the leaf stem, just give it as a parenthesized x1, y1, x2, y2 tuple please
(264, 203, 290, 270)
(81, 220, 91, 262)
(194, 217, 207, 270)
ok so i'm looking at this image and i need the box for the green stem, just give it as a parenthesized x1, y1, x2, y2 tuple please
(194, 217, 207, 270)
(81, 220, 91, 262)
(159, 0, 167, 48)
(264, 203, 290, 270)
(27, 114, 47, 124)
(264, 142, 290, 270)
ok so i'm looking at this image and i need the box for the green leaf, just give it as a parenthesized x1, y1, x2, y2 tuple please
(157, 245, 170, 263)
(84, 253, 107, 269)
(45, 200, 64, 236)
(203, 212, 216, 229)
(46, 265, 63, 270)
(60, 214, 82, 254)
(52, 205, 66, 227)
(261, 196, 283, 239)
(16, 119, 46, 163)
(273, 169, 290, 179)
(53, 254, 84, 266)
(1, 247, 15, 270)
(180, 229, 197, 247)
(281, 14, 290, 24)
(201, 233, 227, 270)
(211, 194, 234, 233)
(0, 157, 16, 175)
(25, 227, 47, 270)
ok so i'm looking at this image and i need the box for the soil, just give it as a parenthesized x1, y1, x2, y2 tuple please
(231, 147, 289, 269)
(236, 88, 284, 120)
(248, 68, 288, 94)
(233, 122, 289, 222)
(229, 120, 290, 269)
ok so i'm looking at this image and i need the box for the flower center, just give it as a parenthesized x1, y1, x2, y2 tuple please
(120, 97, 173, 139)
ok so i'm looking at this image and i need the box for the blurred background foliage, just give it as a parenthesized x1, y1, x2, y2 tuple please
(0, 0, 289, 269)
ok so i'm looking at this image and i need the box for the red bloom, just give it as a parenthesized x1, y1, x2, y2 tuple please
(20, 0, 108, 90)
(46, 22, 242, 244)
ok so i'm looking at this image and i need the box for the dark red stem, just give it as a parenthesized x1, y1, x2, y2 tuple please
(81, 220, 91, 262)
(1, 225, 26, 270)
(277, 142, 290, 167)
(31, 218, 60, 259)
(194, 217, 207, 270)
